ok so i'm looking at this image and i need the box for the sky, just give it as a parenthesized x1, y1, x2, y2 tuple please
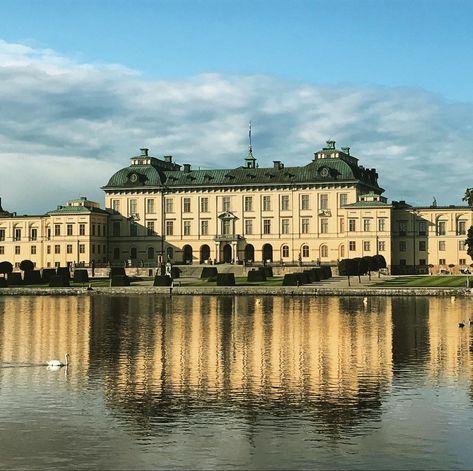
(1, 0, 473, 213)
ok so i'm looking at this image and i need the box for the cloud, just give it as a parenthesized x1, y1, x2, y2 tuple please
(0, 39, 471, 214)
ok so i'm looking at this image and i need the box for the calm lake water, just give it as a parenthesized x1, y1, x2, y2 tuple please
(1, 295, 473, 470)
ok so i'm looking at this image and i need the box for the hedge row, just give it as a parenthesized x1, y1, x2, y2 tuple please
(282, 266, 332, 286)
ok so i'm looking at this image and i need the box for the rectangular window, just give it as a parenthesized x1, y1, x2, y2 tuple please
(112, 222, 120, 237)
(222, 196, 231, 212)
(437, 221, 446, 236)
(400, 241, 407, 252)
(165, 198, 173, 213)
(146, 198, 155, 214)
(0, 229, 4, 241)
(320, 218, 328, 234)
(378, 240, 385, 252)
(201, 197, 209, 213)
(301, 218, 309, 234)
(147, 221, 155, 236)
(319, 194, 328, 210)
(339, 193, 348, 207)
(301, 194, 310, 210)
(201, 220, 209, 235)
(47, 245, 51, 254)
(67, 224, 73, 236)
(79, 224, 85, 236)
(263, 219, 271, 234)
(363, 219, 371, 232)
(129, 199, 137, 216)
(339, 218, 345, 233)
(245, 219, 253, 235)
(281, 219, 289, 234)
(15, 246, 20, 255)
(222, 220, 231, 235)
(0, 246, 3, 255)
(419, 259, 426, 266)
(54, 245, 60, 254)
(92, 244, 95, 254)
(348, 219, 356, 232)
(30, 228, 37, 241)
(399, 222, 407, 237)
(66, 244, 73, 254)
(183, 197, 191, 213)
(31, 245, 36, 255)
(79, 244, 85, 254)
(112, 199, 120, 212)
(92, 224, 96, 236)
(363, 241, 371, 252)
(419, 221, 427, 236)
(183, 221, 191, 236)
(14, 228, 21, 241)
(244, 196, 253, 212)
(378, 218, 386, 232)
(97, 245, 101, 254)
(262, 196, 271, 211)
(54, 225, 60, 237)
(281, 195, 289, 211)
(419, 241, 426, 251)
(439, 258, 446, 265)
(457, 220, 466, 235)
(459, 240, 466, 251)
(439, 241, 446, 251)
(130, 222, 137, 237)
(166, 220, 174, 236)
(460, 258, 466, 265)
(349, 241, 356, 251)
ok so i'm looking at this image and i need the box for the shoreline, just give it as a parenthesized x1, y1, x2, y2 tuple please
(0, 286, 472, 297)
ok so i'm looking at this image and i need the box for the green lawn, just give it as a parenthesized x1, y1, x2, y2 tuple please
(375, 275, 471, 287)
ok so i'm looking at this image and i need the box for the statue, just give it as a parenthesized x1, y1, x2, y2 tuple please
(432, 197, 437, 207)
(463, 188, 473, 207)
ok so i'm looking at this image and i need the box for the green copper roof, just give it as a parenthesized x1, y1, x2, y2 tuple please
(103, 153, 383, 193)
(47, 205, 109, 215)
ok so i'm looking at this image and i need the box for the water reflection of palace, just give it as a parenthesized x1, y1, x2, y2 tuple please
(2, 295, 473, 431)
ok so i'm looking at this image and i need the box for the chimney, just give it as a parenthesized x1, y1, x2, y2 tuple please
(183, 163, 191, 173)
(164, 155, 173, 163)
(140, 148, 149, 157)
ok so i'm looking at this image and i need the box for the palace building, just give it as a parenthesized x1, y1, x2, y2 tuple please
(0, 140, 472, 273)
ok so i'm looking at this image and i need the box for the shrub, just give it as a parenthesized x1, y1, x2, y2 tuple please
(56, 267, 71, 280)
(299, 271, 310, 285)
(41, 268, 56, 283)
(73, 269, 89, 283)
(49, 275, 70, 287)
(216, 273, 235, 286)
(110, 267, 126, 278)
(311, 268, 322, 282)
(320, 265, 332, 279)
(248, 270, 266, 282)
(19, 260, 34, 272)
(7, 272, 22, 285)
(0, 278, 8, 288)
(153, 275, 172, 286)
(282, 273, 299, 286)
(259, 266, 273, 277)
(207, 276, 217, 282)
(303, 269, 316, 283)
(111, 275, 130, 286)
(201, 267, 218, 279)
(24, 270, 42, 285)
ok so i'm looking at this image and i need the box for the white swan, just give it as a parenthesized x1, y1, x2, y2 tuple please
(47, 353, 70, 367)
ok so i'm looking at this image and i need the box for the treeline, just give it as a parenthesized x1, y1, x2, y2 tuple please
(338, 255, 387, 286)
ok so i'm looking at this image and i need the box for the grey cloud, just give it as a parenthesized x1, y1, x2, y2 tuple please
(0, 40, 472, 213)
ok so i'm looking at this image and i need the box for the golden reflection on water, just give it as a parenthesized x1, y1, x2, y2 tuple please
(1, 295, 473, 405)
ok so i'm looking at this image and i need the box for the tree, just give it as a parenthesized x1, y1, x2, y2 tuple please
(0, 261, 13, 278)
(465, 226, 473, 262)
(373, 255, 387, 277)
(362, 256, 376, 281)
(338, 259, 351, 286)
(19, 259, 34, 272)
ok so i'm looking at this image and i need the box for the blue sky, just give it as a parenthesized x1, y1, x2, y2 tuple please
(0, 0, 472, 212)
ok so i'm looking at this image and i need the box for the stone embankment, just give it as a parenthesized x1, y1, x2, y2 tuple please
(0, 286, 472, 297)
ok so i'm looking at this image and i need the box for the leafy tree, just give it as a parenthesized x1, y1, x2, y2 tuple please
(362, 256, 376, 280)
(338, 259, 351, 286)
(465, 226, 473, 262)
(0, 261, 13, 278)
(19, 259, 34, 272)
(373, 255, 387, 277)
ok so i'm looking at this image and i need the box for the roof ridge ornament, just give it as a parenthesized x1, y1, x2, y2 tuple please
(244, 121, 257, 169)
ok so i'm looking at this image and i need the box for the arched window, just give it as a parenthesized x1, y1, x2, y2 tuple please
(166, 247, 174, 260)
(282, 245, 289, 258)
(147, 247, 155, 260)
(302, 245, 309, 258)
(320, 245, 328, 258)
(130, 247, 137, 259)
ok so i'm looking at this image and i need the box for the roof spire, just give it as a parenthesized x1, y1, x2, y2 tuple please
(245, 121, 257, 169)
